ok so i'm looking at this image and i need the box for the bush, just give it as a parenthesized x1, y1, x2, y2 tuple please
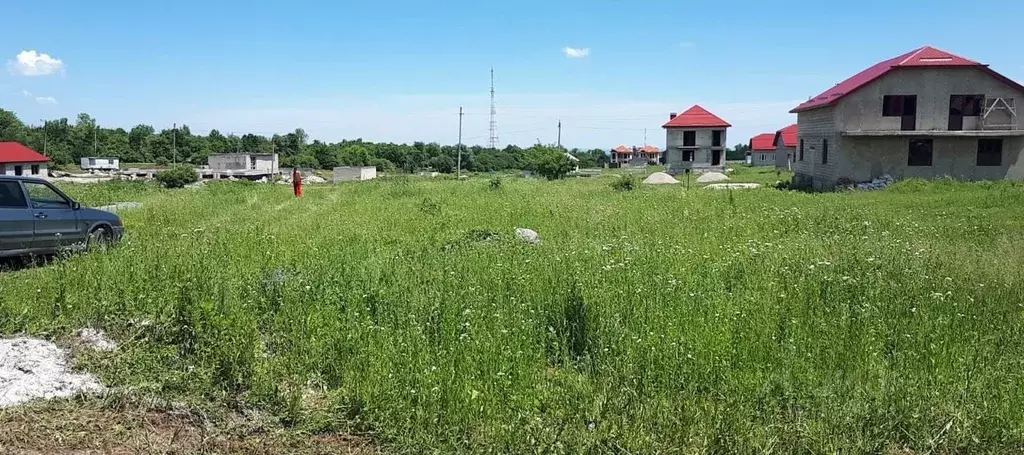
(155, 164, 199, 189)
(154, 156, 170, 166)
(611, 174, 637, 191)
(489, 176, 503, 190)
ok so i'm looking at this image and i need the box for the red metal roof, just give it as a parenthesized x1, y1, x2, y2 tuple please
(662, 105, 731, 128)
(773, 124, 798, 148)
(749, 133, 776, 151)
(612, 145, 631, 153)
(0, 142, 49, 164)
(791, 46, 1024, 113)
(639, 145, 660, 154)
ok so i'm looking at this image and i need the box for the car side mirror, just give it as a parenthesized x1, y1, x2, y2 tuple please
(71, 201, 81, 210)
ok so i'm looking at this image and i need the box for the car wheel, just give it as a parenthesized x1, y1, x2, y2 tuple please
(88, 226, 113, 251)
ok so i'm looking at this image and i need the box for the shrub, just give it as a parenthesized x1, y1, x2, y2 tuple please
(155, 164, 199, 189)
(489, 176, 503, 190)
(154, 156, 170, 166)
(611, 174, 637, 191)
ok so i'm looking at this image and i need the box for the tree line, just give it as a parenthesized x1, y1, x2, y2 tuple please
(0, 109, 613, 173)
(0, 109, 751, 172)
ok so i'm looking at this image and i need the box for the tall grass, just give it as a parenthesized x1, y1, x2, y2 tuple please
(2, 178, 1024, 453)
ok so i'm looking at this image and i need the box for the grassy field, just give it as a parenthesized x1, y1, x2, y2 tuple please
(2, 175, 1024, 453)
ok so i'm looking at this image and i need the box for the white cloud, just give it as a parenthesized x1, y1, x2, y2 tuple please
(36, 96, 58, 105)
(21, 89, 32, 97)
(563, 47, 590, 58)
(8, 50, 65, 76)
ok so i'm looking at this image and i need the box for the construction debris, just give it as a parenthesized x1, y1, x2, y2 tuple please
(854, 174, 895, 191)
(705, 183, 761, 190)
(95, 202, 142, 213)
(0, 338, 105, 409)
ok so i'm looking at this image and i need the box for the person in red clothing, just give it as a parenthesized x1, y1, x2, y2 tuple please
(292, 167, 303, 198)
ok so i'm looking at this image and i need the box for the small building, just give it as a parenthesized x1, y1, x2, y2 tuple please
(748, 133, 776, 166)
(663, 105, 730, 174)
(208, 153, 279, 174)
(790, 46, 1023, 189)
(773, 124, 798, 170)
(80, 157, 120, 171)
(333, 166, 377, 182)
(0, 142, 49, 179)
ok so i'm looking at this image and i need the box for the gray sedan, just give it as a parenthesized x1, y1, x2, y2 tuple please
(0, 176, 124, 258)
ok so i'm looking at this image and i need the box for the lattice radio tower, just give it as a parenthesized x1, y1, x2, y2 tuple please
(488, 67, 499, 149)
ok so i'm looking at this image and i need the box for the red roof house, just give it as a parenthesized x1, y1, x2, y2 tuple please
(662, 105, 731, 128)
(749, 133, 776, 151)
(791, 46, 1024, 113)
(773, 124, 798, 148)
(0, 142, 50, 164)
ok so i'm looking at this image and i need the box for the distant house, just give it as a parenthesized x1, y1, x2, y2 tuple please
(638, 145, 661, 164)
(773, 124, 798, 170)
(610, 145, 633, 165)
(748, 133, 776, 166)
(0, 142, 49, 180)
(80, 157, 120, 171)
(790, 46, 1023, 189)
(208, 153, 279, 174)
(663, 105, 730, 173)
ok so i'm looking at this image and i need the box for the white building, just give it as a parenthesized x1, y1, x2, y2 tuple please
(80, 157, 120, 171)
(208, 153, 279, 174)
(0, 142, 50, 180)
(333, 166, 377, 182)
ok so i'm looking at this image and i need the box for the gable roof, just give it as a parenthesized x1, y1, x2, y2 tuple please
(773, 124, 798, 148)
(749, 133, 776, 151)
(662, 105, 731, 128)
(639, 145, 660, 154)
(790, 46, 1024, 113)
(0, 142, 49, 164)
(612, 145, 632, 153)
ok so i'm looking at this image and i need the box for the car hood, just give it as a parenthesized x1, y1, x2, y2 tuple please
(80, 207, 123, 224)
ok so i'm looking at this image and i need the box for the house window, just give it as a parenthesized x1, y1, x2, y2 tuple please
(822, 139, 828, 164)
(883, 95, 917, 116)
(951, 95, 984, 116)
(31, 165, 40, 175)
(682, 150, 693, 161)
(683, 131, 696, 147)
(712, 130, 723, 147)
(799, 139, 804, 161)
(977, 139, 1002, 166)
(908, 139, 933, 166)
(14, 165, 23, 176)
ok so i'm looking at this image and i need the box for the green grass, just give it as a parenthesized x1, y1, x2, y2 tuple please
(2, 177, 1024, 453)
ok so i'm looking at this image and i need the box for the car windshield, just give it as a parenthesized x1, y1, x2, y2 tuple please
(24, 181, 71, 209)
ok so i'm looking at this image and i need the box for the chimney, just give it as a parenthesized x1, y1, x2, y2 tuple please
(669, 112, 678, 120)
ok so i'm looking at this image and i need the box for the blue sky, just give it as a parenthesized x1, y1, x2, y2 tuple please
(2, 0, 1023, 149)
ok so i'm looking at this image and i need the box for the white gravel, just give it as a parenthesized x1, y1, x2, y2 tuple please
(705, 183, 761, 190)
(0, 338, 105, 409)
(642, 172, 679, 184)
(75, 328, 118, 352)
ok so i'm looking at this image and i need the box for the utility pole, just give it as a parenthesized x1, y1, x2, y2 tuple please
(93, 126, 98, 155)
(557, 119, 562, 149)
(172, 123, 177, 164)
(40, 119, 47, 156)
(457, 107, 463, 179)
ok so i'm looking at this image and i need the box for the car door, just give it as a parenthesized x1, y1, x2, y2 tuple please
(0, 180, 34, 254)
(24, 180, 83, 251)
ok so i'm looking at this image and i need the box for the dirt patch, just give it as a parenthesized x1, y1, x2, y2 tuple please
(0, 399, 378, 454)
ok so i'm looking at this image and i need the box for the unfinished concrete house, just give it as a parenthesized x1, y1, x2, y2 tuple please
(662, 105, 730, 174)
(0, 142, 49, 180)
(790, 46, 1023, 189)
(773, 124, 798, 170)
(206, 153, 279, 179)
(748, 133, 776, 166)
